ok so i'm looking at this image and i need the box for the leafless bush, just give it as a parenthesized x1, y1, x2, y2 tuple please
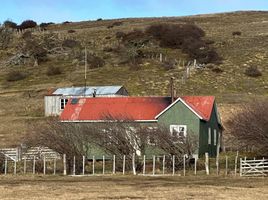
(244, 66, 262, 77)
(232, 31, 242, 36)
(3, 20, 17, 29)
(19, 20, 37, 30)
(62, 39, 81, 48)
(46, 66, 62, 76)
(6, 71, 27, 82)
(226, 100, 268, 155)
(0, 27, 13, 49)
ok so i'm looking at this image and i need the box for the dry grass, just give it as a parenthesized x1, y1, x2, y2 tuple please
(0, 175, 267, 199)
(0, 11, 267, 146)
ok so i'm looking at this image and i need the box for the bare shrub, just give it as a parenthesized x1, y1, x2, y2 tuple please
(3, 20, 17, 29)
(6, 71, 27, 82)
(19, 20, 37, 30)
(232, 31, 242, 36)
(88, 54, 105, 68)
(62, 39, 81, 48)
(226, 100, 268, 155)
(46, 66, 62, 76)
(244, 66, 262, 77)
(21, 30, 32, 40)
(0, 27, 13, 49)
(67, 29, 76, 33)
(24, 39, 48, 64)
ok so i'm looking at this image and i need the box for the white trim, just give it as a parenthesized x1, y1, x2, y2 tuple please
(208, 127, 211, 145)
(214, 129, 217, 146)
(61, 120, 158, 123)
(155, 98, 203, 120)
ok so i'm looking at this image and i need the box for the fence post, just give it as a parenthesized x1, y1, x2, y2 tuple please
(172, 155, 175, 176)
(143, 155, 146, 175)
(240, 158, 242, 177)
(183, 155, 186, 176)
(33, 156, 36, 175)
(194, 156, 197, 175)
(225, 156, 228, 176)
(132, 153, 136, 175)
(4, 156, 7, 175)
(73, 156, 76, 175)
(205, 153, 209, 175)
(24, 158, 27, 174)
(14, 160, 17, 175)
(216, 154, 219, 176)
(122, 155, 125, 175)
(153, 155, 156, 176)
(63, 154, 67, 175)
(82, 156, 85, 175)
(113, 155, 116, 174)
(103, 155, 105, 175)
(162, 155, 165, 175)
(53, 158, 57, 175)
(43, 156, 46, 175)
(234, 151, 238, 177)
(160, 53, 163, 62)
(92, 156, 95, 175)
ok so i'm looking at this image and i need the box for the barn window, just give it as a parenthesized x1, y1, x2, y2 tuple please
(208, 127, 211, 145)
(214, 129, 217, 146)
(147, 127, 158, 146)
(60, 99, 68, 110)
(170, 125, 187, 143)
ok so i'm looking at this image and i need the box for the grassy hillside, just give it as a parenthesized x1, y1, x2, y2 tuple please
(0, 11, 267, 147)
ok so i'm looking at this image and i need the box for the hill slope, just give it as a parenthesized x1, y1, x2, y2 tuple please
(0, 11, 267, 147)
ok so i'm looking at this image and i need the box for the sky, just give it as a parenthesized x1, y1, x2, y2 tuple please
(0, 0, 268, 24)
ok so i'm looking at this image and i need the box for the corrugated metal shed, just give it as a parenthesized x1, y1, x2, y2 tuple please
(52, 86, 125, 96)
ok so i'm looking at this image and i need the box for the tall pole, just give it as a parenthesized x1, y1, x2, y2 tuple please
(84, 47, 87, 96)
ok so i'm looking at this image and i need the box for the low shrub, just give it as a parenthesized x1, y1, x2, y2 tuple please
(88, 55, 105, 68)
(96, 18, 103, 21)
(67, 29, 76, 33)
(105, 36, 111, 40)
(3, 20, 17, 29)
(46, 66, 62, 76)
(232, 31, 242, 36)
(6, 71, 27, 82)
(112, 21, 123, 26)
(115, 31, 126, 39)
(62, 39, 81, 48)
(244, 66, 262, 77)
(62, 21, 71, 24)
(19, 20, 37, 30)
(211, 67, 224, 73)
(21, 30, 32, 40)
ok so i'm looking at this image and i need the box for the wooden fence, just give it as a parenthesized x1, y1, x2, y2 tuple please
(1, 153, 265, 177)
(240, 158, 268, 177)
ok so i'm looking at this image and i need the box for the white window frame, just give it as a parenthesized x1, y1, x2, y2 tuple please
(208, 127, 211, 145)
(60, 98, 68, 110)
(170, 125, 187, 143)
(214, 129, 217, 146)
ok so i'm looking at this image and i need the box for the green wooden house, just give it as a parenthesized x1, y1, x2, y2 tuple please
(61, 96, 223, 157)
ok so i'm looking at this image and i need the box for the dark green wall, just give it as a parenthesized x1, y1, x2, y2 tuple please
(199, 103, 221, 157)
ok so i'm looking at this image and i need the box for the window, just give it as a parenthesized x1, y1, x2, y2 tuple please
(170, 125, 187, 143)
(147, 127, 158, 146)
(60, 99, 68, 110)
(208, 127, 211, 145)
(214, 129, 217, 146)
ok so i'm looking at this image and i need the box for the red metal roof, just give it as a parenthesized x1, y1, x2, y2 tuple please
(60, 96, 215, 121)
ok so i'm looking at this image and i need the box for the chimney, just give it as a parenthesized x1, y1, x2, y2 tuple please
(93, 88, 97, 98)
(170, 77, 175, 103)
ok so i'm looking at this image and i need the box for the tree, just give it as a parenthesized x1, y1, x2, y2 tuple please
(226, 100, 268, 155)
(19, 20, 37, 30)
(3, 20, 17, 29)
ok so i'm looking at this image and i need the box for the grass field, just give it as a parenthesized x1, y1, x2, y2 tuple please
(0, 175, 267, 199)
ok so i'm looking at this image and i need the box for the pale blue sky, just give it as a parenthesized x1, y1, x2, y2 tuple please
(1, 0, 268, 24)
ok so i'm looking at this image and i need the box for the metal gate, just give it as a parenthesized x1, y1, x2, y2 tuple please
(240, 158, 268, 177)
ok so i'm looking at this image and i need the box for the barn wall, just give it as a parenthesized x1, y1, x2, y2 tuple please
(157, 101, 200, 154)
(44, 96, 62, 116)
(199, 103, 221, 157)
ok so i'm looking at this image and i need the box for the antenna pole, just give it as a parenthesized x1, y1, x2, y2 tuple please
(84, 47, 87, 96)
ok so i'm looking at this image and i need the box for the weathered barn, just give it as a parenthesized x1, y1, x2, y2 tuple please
(44, 86, 128, 116)
(60, 96, 223, 157)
